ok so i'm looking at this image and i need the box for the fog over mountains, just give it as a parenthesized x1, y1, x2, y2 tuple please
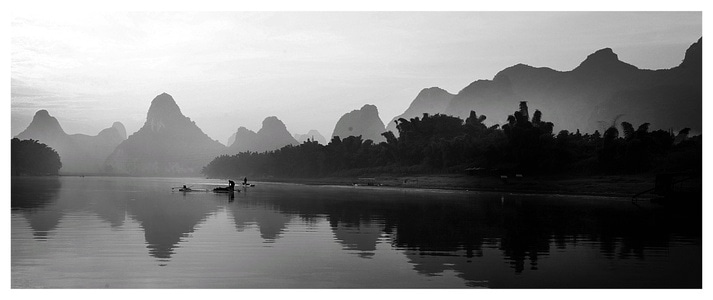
(16, 110, 126, 174)
(14, 38, 701, 176)
(104, 93, 225, 176)
(228, 116, 299, 153)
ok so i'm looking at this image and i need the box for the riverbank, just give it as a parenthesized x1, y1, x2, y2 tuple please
(254, 173, 659, 198)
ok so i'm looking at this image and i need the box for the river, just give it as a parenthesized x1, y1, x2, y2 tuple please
(11, 176, 701, 288)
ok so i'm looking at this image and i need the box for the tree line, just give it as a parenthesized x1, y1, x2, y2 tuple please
(11, 138, 62, 176)
(202, 102, 700, 179)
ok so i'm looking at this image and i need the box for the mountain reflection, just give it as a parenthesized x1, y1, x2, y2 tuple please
(228, 185, 700, 287)
(226, 198, 291, 242)
(232, 187, 391, 255)
(88, 179, 129, 228)
(127, 192, 219, 262)
(330, 220, 383, 258)
(14, 177, 135, 239)
(11, 179, 701, 287)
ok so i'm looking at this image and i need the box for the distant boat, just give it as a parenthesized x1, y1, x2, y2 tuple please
(172, 186, 208, 192)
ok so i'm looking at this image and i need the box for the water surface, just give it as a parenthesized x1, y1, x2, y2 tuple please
(11, 176, 701, 288)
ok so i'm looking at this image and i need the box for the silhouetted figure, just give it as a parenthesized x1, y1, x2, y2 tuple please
(243, 177, 248, 185)
(213, 180, 237, 193)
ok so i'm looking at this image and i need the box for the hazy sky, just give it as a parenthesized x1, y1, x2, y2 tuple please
(11, 11, 702, 144)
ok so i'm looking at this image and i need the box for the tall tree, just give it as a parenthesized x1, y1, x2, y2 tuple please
(11, 138, 62, 175)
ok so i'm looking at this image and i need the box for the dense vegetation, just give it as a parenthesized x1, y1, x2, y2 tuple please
(11, 138, 62, 175)
(202, 103, 701, 179)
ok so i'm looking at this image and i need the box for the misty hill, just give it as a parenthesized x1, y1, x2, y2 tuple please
(228, 116, 299, 153)
(15, 110, 126, 174)
(226, 132, 237, 147)
(105, 93, 226, 176)
(331, 104, 386, 143)
(294, 130, 327, 145)
(386, 87, 455, 135)
(441, 38, 702, 134)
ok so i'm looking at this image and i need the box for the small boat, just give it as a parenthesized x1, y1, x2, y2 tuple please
(213, 187, 239, 193)
(180, 188, 209, 192)
(213, 180, 239, 193)
(173, 186, 208, 192)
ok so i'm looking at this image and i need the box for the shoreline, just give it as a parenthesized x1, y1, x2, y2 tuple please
(253, 173, 660, 199)
(22, 173, 664, 199)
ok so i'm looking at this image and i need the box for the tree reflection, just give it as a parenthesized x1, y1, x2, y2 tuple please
(229, 185, 700, 287)
(11, 177, 61, 210)
(13, 177, 63, 240)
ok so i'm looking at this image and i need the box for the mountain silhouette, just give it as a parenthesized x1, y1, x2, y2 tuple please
(588, 38, 702, 132)
(228, 116, 299, 153)
(386, 87, 455, 135)
(105, 93, 226, 176)
(294, 130, 327, 145)
(331, 104, 386, 143)
(15, 110, 126, 174)
(430, 38, 702, 134)
(16, 110, 66, 144)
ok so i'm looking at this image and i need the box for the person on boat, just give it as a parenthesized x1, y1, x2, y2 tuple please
(213, 180, 238, 193)
(181, 185, 191, 192)
(243, 177, 248, 185)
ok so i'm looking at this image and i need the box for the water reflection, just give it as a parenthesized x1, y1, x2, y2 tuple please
(127, 192, 219, 262)
(11, 178, 701, 288)
(89, 179, 129, 228)
(217, 186, 701, 287)
(225, 196, 292, 242)
(331, 220, 384, 258)
(12, 177, 63, 240)
(11, 176, 61, 210)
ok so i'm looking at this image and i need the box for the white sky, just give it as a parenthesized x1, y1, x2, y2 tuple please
(10, 10, 702, 144)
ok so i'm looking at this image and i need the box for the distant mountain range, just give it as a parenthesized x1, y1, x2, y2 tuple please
(385, 87, 455, 135)
(13, 38, 701, 176)
(228, 116, 299, 153)
(431, 38, 700, 134)
(331, 104, 386, 143)
(105, 93, 225, 176)
(15, 110, 126, 174)
(294, 130, 327, 145)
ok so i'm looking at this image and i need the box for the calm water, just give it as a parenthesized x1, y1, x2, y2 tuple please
(11, 176, 701, 288)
